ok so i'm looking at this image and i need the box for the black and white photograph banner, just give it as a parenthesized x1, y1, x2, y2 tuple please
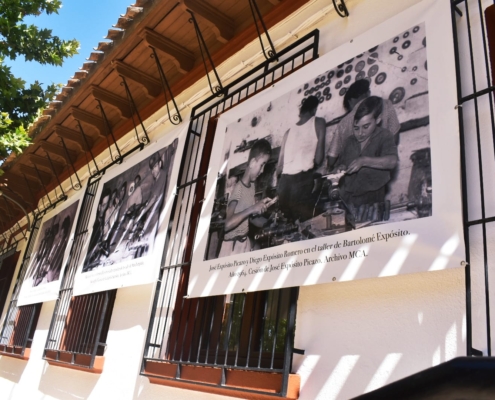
(18, 192, 83, 306)
(188, 0, 465, 298)
(73, 126, 185, 295)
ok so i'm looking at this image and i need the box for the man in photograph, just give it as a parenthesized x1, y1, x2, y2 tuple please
(45, 215, 71, 283)
(128, 152, 168, 256)
(336, 96, 398, 207)
(83, 188, 111, 271)
(276, 95, 326, 222)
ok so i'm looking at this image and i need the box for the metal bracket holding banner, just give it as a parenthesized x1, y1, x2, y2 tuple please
(1, 198, 26, 240)
(119, 75, 151, 146)
(187, 9, 224, 96)
(33, 163, 61, 208)
(74, 120, 100, 178)
(42, 150, 66, 199)
(22, 173, 41, 218)
(59, 137, 83, 191)
(149, 46, 183, 126)
(248, 0, 278, 61)
(332, 0, 349, 18)
(95, 99, 123, 163)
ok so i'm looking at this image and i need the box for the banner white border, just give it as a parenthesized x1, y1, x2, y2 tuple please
(73, 124, 187, 295)
(18, 190, 84, 306)
(188, 0, 464, 298)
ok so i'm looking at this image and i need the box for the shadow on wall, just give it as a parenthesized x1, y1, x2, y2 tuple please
(293, 267, 465, 400)
(0, 357, 27, 384)
(39, 364, 101, 400)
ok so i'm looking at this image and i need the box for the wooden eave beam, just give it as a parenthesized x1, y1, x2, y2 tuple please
(0, 0, 311, 217)
(2, 174, 42, 194)
(0, 185, 33, 207)
(112, 60, 161, 98)
(71, 107, 107, 137)
(181, 0, 234, 44)
(141, 28, 195, 74)
(39, 141, 78, 163)
(26, 153, 65, 173)
(18, 164, 52, 185)
(54, 125, 95, 150)
(90, 85, 133, 119)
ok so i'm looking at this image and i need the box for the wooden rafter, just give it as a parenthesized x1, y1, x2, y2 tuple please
(90, 85, 133, 119)
(0, 184, 34, 207)
(71, 107, 108, 137)
(141, 28, 195, 74)
(112, 60, 161, 98)
(26, 153, 65, 173)
(18, 164, 52, 185)
(54, 125, 95, 151)
(181, 0, 235, 44)
(39, 141, 78, 164)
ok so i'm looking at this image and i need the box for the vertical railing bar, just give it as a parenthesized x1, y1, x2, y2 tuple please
(223, 294, 237, 366)
(270, 290, 283, 369)
(160, 267, 178, 355)
(463, 0, 491, 356)
(147, 269, 167, 356)
(280, 288, 298, 397)
(45, 297, 61, 351)
(78, 294, 95, 354)
(170, 294, 187, 360)
(178, 298, 194, 362)
(203, 297, 218, 364)
(187, 297, 201, 362)
(191, 298, 206, 363)
(90, 292, 110, 368)
(476, 0, 495, 156)
(451, 0, 473, 357)
(257, 292, 269, 368)
(213, 296, 225, 365)
(234, 294, 247, 367)
(245, 292, 258, 367)
(84, 294, 101, 355)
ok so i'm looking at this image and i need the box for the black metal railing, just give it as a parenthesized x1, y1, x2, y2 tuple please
(451, 0, 495, 356)
(0, 197, 66, 357)
(42, 142, 144, 369)
(142, 30, 318, 397)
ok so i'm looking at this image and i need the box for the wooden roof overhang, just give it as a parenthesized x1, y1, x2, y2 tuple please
(0, 0, 312, 232)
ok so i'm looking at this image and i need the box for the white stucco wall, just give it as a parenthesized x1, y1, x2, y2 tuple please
(1, 0, 490, 399)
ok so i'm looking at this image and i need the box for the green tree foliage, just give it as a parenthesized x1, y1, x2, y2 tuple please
(0, 0, 79, 166)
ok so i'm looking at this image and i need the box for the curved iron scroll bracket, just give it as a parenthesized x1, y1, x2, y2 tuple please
(74, 120, 100, 177)
(58, 137, 82, 191)
(95, 99, 123, 163)
(0, 193, 30, 234)
(248, 0, 278, 61)
(149, 47, 183, 126)
(119, 75, 151, 146)
(41, 150, 66, 200)
(332, 0, 349, 18)
(187, 10, 224, 97)
(32, 163, 54, 208)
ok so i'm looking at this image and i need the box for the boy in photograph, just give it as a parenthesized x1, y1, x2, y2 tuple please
(83, 188, 111, 272)
(219, 139, 272, 257)
(328, 79, 400, 170)
(45, 215, 71, 283)
(337, 96, 398, 207)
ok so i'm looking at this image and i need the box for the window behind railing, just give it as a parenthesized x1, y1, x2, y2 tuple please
(142, 30, 318, 397)
(0, 204, 63, 358)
